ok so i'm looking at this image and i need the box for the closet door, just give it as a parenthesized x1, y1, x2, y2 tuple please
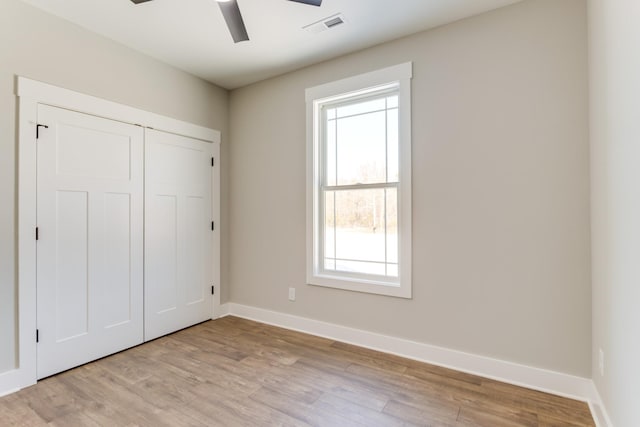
(145, 129, 214, 341)
(36, 105, 144, 379)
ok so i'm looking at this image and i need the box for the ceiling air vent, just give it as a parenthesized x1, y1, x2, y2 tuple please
(324, 16, 344, 28)
(303, 13, 346, 34)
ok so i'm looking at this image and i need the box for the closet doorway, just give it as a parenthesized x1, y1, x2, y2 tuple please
(15, 78, 221, 386)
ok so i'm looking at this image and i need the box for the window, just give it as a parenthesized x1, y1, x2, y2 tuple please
(306, 63, 412, 298)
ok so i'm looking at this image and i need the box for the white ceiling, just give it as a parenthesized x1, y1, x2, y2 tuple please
(21, 0, 521, 89)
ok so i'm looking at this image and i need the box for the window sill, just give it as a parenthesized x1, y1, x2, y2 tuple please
(308, 273, 412, 299)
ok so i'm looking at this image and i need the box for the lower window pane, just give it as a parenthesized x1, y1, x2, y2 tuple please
(323, 188, 398, 278)
(325, 258, 336, 270)
(335, 189, 385, 263)
(387, 264, 398, 277)
(324, 192, 335, 258)
(336, 259, 386, 276)
(386, 188, 398, 266)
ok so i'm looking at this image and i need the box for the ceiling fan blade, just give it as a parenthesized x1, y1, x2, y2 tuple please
(130, 0, 154, 4)
(218, 0, 250, 43)
(288, 0, 322, 6)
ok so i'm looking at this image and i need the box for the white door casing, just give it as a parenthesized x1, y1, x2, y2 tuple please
(36, 105, 144, 379)
(144, 129, 214, 341)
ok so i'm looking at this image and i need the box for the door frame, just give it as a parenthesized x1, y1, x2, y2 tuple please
(3, 77, 221, 395)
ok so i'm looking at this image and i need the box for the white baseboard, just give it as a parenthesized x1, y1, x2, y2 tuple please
(0, 387, 20, 398)
(217, 302, 231, 318)
(221, 302, 600, 407)
(589, 387, 613, 427)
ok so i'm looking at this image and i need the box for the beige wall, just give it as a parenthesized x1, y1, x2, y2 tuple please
(589, 0, 640, 425)
(0, 0, 229, 373)
(228, 0, 591, 376)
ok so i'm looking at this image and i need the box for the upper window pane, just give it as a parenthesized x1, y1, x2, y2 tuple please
(387, 107, 399, 183)
(336, 110, 386, 185)
(324, 94, 399, 186)
(337, 98, 386, 118)
(326, 119, 337, 186)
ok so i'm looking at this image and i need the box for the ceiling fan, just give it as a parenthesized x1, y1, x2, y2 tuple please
(130, 0, 323, 43)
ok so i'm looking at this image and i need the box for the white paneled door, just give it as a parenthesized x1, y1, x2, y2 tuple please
(145, 129, 214, 341)
(36, 105, 144, 379)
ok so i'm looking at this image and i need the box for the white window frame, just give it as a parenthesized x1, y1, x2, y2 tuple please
(306, 63, 412, 298)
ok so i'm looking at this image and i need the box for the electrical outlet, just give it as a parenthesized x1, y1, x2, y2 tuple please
(288, 287, 296, 302)
(599, 348, 604, 376)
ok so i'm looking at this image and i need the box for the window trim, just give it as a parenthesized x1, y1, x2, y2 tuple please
(306, 62, 412, 299)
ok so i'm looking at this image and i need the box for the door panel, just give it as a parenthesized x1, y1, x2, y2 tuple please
(54, 190, 89, 341)
(37, 105, 144, 379)
(56, 125, 131, 180)
(145, 129, 213, 341)
(185, 196, 205, 304)
(102, 192, 133, 328)
(148, 194, 179, 314)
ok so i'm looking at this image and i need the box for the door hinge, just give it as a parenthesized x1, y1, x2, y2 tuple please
(35, 227, 39, 241)
(211, 286, 215, 295)
(211, 157, 215, 167)
(211, 221, 215, 231)
(36, 329, 39, 343)
(36, 124, 49, 139)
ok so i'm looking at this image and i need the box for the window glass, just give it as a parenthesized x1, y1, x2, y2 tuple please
(336, 98, 386, 118)
(325, 100, 392, 186)
(321, 188, 399, 278)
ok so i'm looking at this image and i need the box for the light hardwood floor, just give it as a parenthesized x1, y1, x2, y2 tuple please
(0, 316, 595, 426)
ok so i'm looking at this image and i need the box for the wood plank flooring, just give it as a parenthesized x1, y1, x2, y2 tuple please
(0, 316, 595, 426)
